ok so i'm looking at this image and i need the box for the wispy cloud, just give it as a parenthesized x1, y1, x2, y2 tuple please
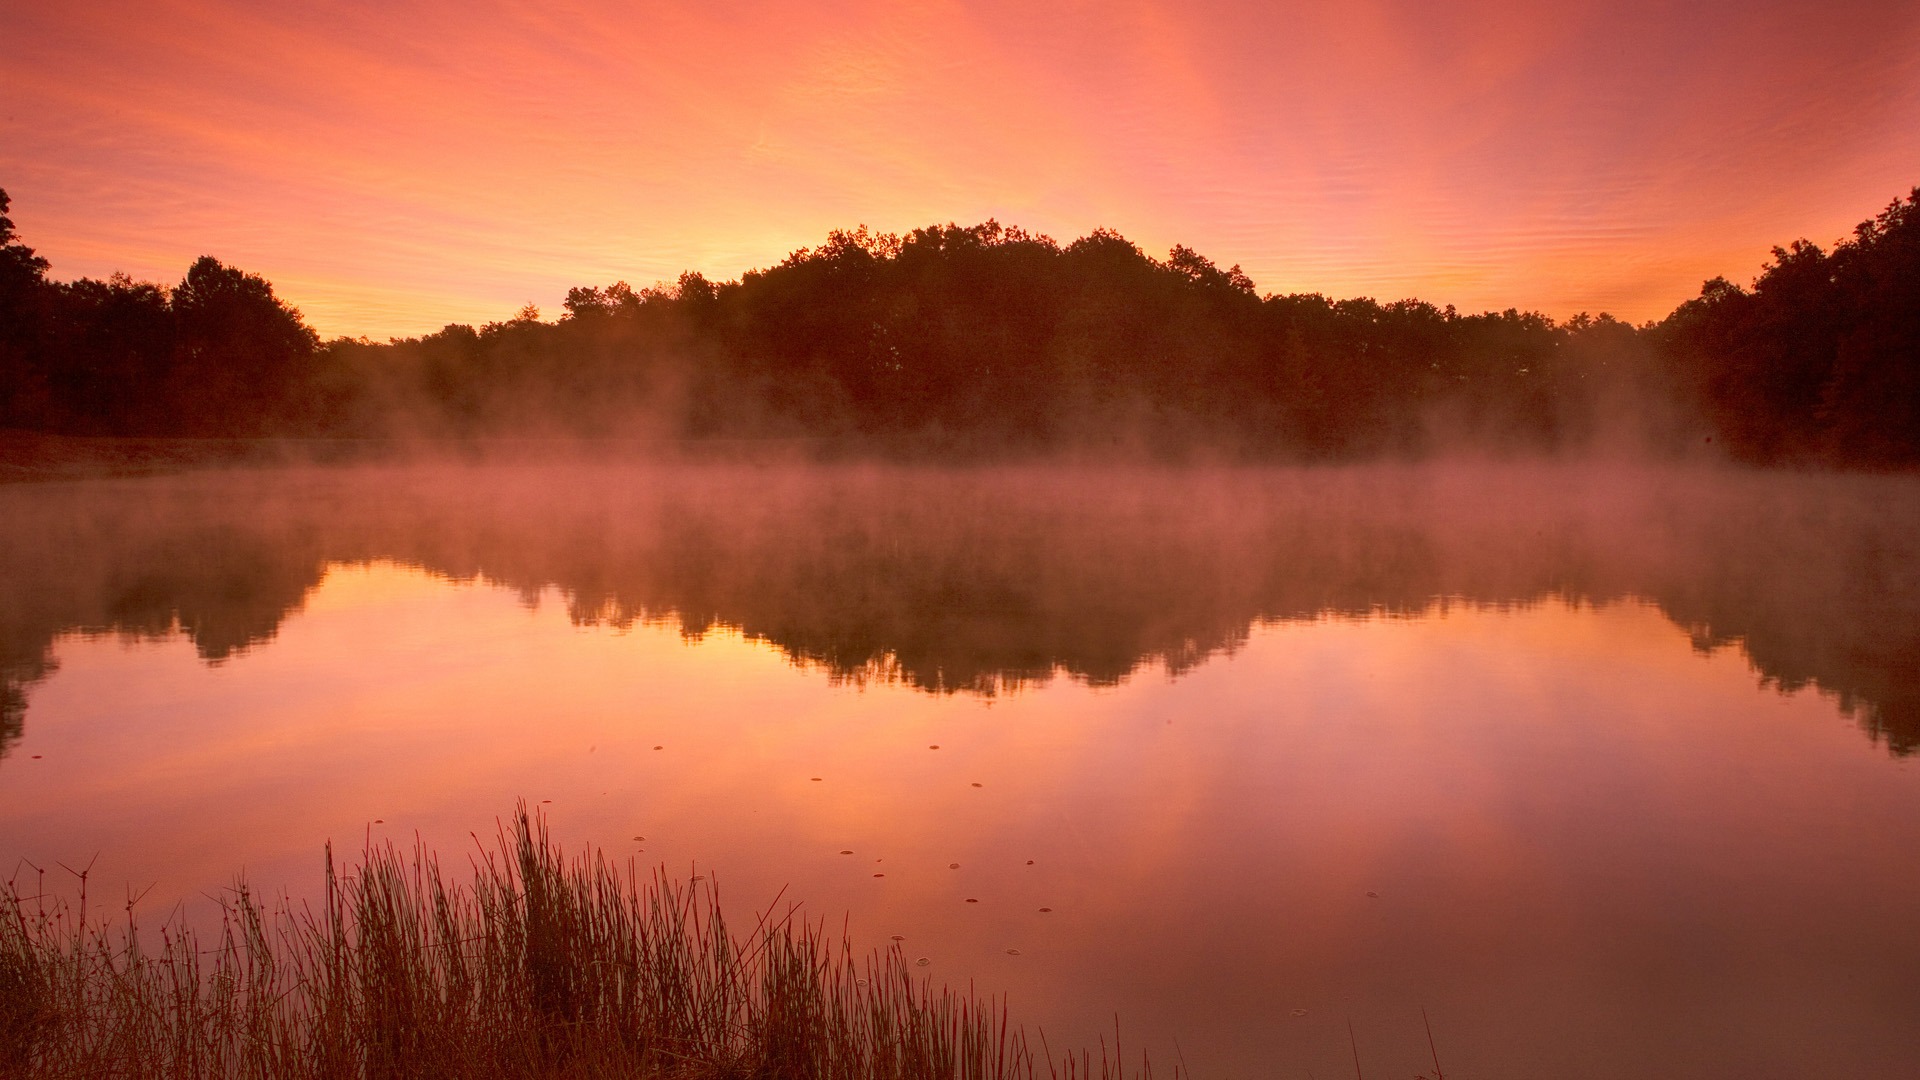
(4, 0, 1916, 336)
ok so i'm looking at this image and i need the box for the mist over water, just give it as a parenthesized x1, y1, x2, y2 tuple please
(4, 460, 1920, 1078)
(5, 461, 1918, 750)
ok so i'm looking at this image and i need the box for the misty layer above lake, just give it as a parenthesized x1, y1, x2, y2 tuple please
(3, 462, 1917, 758)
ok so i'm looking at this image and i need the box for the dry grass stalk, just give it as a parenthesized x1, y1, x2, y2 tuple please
(0, 805, 1162, 1080)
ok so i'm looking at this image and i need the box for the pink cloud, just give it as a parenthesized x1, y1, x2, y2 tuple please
(4, 0, 1916, 336)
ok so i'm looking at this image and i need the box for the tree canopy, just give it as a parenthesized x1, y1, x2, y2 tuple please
(1, 183, 1915, 465)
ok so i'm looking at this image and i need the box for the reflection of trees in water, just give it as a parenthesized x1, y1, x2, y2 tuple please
(0, 653, 47, 756)
(2, 464, 1917, 757)
(0, 510, 329, 749)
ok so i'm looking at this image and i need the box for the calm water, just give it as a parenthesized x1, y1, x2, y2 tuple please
(4, 463, 1919, 1078)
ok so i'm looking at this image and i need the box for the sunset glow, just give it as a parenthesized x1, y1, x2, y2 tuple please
(8, 562, 1919, 1075)
(8, 0, 1918, 338)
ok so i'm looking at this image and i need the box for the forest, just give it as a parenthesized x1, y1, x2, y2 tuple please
(2, 186, 1915, 463)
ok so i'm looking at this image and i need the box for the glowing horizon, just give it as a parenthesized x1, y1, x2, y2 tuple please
(5, 0, 1918, 339)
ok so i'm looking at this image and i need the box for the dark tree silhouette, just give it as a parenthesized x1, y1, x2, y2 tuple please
(42, 274, 176, 435)
(1660, 188, 1920, 465)
(0, 189, 54, 430)
(0, 183, 1915, 463)
(167, 256, 322, 435)
(1, 193, 325, 440)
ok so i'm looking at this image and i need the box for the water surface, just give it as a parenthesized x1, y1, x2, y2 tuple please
(3, 463, 1918, 1078)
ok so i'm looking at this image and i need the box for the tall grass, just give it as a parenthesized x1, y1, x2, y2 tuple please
(0, 806, 1162, 1080)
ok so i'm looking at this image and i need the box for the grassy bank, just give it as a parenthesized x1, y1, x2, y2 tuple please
(1, 807, 1157, 1080)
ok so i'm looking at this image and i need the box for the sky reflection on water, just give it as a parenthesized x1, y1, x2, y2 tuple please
(3, 465, 1920, 1078)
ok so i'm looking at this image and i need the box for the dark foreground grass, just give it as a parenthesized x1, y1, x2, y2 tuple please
(0, 806, 1164, 1080)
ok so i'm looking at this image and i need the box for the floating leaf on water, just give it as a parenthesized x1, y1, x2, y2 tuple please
(929, 745, 940, 749)
(965, 898, 978, 903)
(633, 836, 644, 841)
(541, 799, 551, 803)
(949, 862, 960, 869)
(971, 783, 983, 788)
(653, 746, 663, 750)
(874, 873, 884, 878)
(373, 819, 384, 824)
(1006, 948, 1021, 955)
(890, 935, 905, 941)
(916, 957, 930, 967)
(810, 777, 822, 782)
(1038, 907, 1052, 913)
(1026, 860, 1035, 865)
(840, 850, 854, 855)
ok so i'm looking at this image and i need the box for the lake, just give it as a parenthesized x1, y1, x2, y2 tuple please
(3, 462, 1918, 1078)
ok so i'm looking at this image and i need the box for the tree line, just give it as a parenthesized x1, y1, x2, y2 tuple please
(2, 185, 1915, 463)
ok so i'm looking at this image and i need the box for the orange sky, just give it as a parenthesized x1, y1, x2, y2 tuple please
(5, 0, 1918, 339)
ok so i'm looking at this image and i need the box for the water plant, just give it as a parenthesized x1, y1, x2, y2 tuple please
(0, 805, 1157, 1080)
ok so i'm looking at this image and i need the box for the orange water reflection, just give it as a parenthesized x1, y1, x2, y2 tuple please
(5, 559, 1918, 1078)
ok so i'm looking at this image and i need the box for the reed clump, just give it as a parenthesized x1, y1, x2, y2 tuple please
(0, 806, 1157, 1080)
